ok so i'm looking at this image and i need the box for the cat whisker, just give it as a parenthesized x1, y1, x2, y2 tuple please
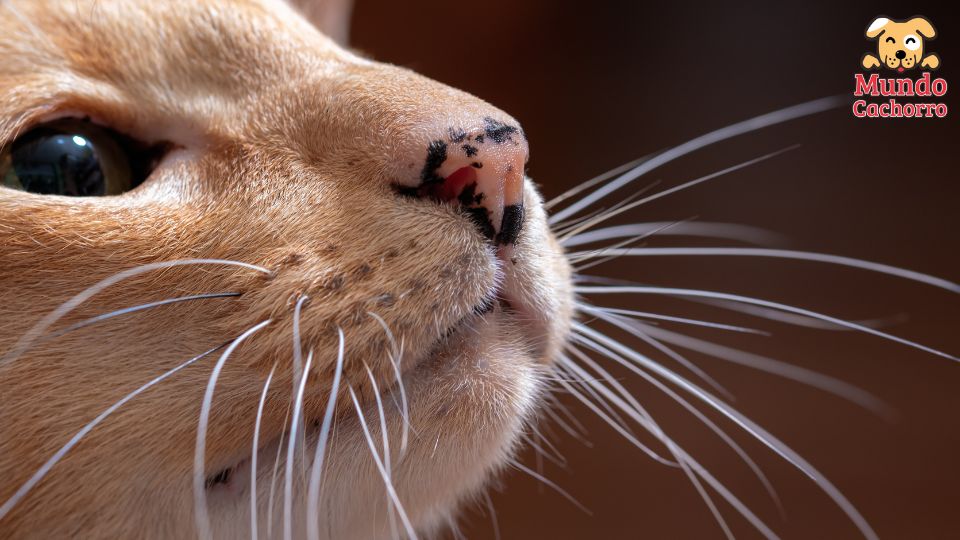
(694, 297, 909, 331)
(566, 219, 690, 271)
(1, 258, 271, 369)
(519, 431, 566, 469)
(283, 348, 314, 540)
(347, 383, 418, 539)
(576, 285, 959, 361)
(479, 491, 502, 540)
(267, 394, 295, 536)
(553, 361, 677, 467)
(251, 364, 278, 540)
(562, 343, 785, 516)
(549, 95, 846, 223)
(539, 393, 592, 447)
(194, 319, 272, 540)
(580, 304, 768, 335)
(543, 153, 654, 210)
(580, 305, 733, 399)
(574, 273, 910, 330)
(561, 221, 787, 248)
(292, 296, 309, 485)
(368, 311, 411, 455)
(506, 459, 592, 515)
(306, 328, 345, 540)
(552, 179, 662, 237)
(554, 362, 779, 539)
(573, 322, 879, 540)
(639, 323, 894, 417)
(557, 145, 801, 242)
(554, 351, 638, 437)
(0, 344, 224, 521)
(40, 292, 241, 343)
(364, 362, 399, 540)
(570, 247, 960, 293)
(530, 425, 568, 467)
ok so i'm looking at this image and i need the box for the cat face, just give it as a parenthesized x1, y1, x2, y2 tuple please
(0, 0, 573, 537)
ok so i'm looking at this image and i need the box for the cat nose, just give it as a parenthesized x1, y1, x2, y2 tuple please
(396, 117, 528, 246)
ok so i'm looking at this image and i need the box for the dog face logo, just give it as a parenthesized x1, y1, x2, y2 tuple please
(862, 16, 939, 72)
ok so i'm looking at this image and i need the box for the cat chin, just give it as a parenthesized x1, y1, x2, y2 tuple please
(203, 309, 544, 539)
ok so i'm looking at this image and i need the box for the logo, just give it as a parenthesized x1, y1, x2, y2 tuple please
(853, 16, 948, 118)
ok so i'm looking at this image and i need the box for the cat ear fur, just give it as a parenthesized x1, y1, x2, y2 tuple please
(284, 0, 353, 45)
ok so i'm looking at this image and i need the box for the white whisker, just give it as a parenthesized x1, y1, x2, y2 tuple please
(582, 304, 767, 335)
(550, 95, 846, 222)
(557, 145, 801, 241)
(364, 363, 398, 540)
(582, 306, 733, 399)
(554, 362, 677, 467)
(194, 319, 272, 540)
(544, 153, 654, 210)
(2, 258, 270, 368)
(568, 220, 690, 272)
(574, 322, 879, 540)
(480, 491, 502, 540)
(563, 358, 781, 539)
(507, 460, 592, 515)
(553, 179, 663, 238)
(0, 345, 223, 521)
(540, 393, 592, 445)
(306, 329, 345, 540)
(43, 292, 240, 341)
(554, 353, 637, 436)
(347, 384, 418, 539)
(251, 365, 278, 540)
(562, 222, 786, 248)
(292, 296, 309, 485)
(576, 285, 958, 361)
(267, 399, 294, 537)
(368, 312, 411, 455)
(283, 349, 314, 540)
(571, 247, 960, 293)
(640, 324, 894, 417)
(563, 345, 783, 514)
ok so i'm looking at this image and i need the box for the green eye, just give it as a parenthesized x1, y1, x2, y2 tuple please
(1, 119, 165, 197)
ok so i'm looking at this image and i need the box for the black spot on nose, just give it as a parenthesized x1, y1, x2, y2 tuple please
(896, 50, 906, 59)
(495, 204, 524, 245)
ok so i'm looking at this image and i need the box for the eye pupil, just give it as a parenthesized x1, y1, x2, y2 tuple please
(6, 133, 106, 196)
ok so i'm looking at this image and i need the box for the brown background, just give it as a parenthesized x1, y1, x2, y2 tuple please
(351, 2, 959, 538)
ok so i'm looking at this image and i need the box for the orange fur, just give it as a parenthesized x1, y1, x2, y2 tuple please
(0, 1, 573, 537)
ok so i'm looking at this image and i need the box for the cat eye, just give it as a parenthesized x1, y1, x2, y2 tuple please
(0, 119, 166, 197)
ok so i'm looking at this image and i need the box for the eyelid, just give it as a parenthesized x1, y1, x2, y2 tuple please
(885, 37, 895, 43)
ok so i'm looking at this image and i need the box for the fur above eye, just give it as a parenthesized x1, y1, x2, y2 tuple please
(0, 119, 167, 197)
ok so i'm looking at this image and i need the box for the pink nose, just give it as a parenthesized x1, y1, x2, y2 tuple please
(396, 117, 528, 245)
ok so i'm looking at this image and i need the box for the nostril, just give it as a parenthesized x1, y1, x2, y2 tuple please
(433, 166, 480, 205)
(403, 164, 519, 243)
(896, 50, 906, 59)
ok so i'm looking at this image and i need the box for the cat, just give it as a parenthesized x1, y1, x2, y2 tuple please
(0, 1, 955, 539)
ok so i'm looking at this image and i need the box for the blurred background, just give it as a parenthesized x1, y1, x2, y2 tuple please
(351, 2, 958, 538)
